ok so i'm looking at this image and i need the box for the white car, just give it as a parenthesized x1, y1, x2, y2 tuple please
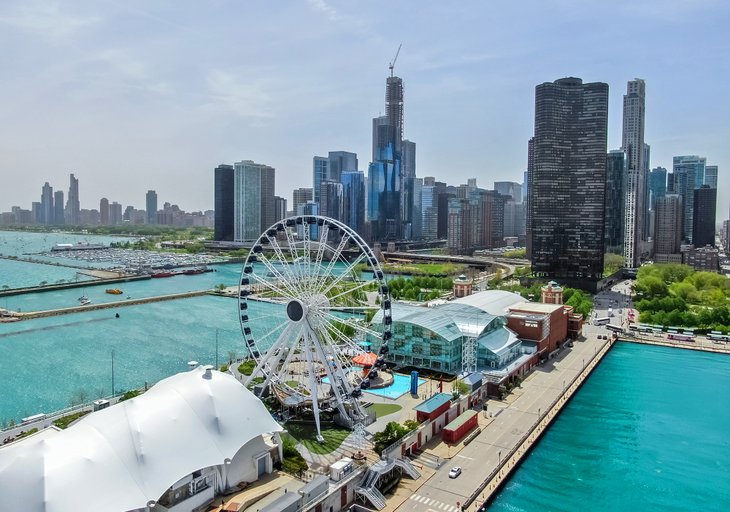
(449, 467, 462, 478)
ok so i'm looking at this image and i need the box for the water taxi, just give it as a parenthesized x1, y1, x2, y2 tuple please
(105, 288, 123, 295)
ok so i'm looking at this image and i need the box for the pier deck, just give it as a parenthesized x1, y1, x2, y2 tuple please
(389, 326, 614, 512)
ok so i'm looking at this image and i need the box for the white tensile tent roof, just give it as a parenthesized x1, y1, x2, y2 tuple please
(0, 366, 283, 512)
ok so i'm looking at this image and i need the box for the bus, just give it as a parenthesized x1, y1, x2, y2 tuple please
(667, 333, 694, 342)
(708, 332, 730, 342)
(606, 324, 623, 333)
(594, 317, 610, 326)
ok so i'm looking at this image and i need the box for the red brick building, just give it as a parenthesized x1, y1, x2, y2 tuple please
(506, 302, 569, 355)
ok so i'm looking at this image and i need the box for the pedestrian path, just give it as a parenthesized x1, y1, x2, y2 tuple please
(408, 493, 460, 512)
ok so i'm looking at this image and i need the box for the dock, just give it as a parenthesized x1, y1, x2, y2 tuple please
(620, 334, 730, 355)
(0, 274, 150, 297)
(5, 290, 214, 321)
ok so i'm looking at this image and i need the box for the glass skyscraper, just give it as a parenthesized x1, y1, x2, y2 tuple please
(604, 150, 626, 254)
(214, 165, 234, 241)
(233, 160, 275, 242)
(672, 155, 707, 243)
(341, 171, 365, 235)
(528, 77, 608, 285)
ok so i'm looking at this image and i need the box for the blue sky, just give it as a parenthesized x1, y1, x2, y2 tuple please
(0, 0, 728, 220)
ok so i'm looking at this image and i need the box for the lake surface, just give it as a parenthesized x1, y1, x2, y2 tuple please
(488, 342, 730, 511)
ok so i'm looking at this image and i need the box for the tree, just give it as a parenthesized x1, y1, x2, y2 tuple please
(373, 421, 411, 454)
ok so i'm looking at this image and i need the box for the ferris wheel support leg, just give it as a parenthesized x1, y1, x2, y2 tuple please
(303, 329, 324, 441)
(307, 324, 355, 425)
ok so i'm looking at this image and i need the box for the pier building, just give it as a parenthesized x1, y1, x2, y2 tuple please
(0, 366, 283, 512)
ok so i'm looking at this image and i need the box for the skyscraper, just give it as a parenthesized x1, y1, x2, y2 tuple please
(65, 173, 80, 225)
(312, 156, 328, 204)
(327, 151, 358, 184)
(692, 185, 717, 247)
(292, 188, 313, 216)
(494, 182, 523, 203)
(319, 181, 343, 221)
(648, 167, 667, 210)
(99, 198, 110, 225)
(233, 160, 275, 242)
(146, 190, 158, 225)
(604, 150, 626, 254)
(53, 191, 64, 225)
(368, 70, 406, 241)
(622, 79, 646, 268)
(341, 171, 365, 234)
(274, 196, 287, 222)
(528, 77, 608, 285)
(654, 194, 683, 262)
(704, 165, 718, 188)
(214, 164, 234, 241)
(109, 202, 123, 226)
(672, 155, 707, 242)
(41, 182, 53, 225)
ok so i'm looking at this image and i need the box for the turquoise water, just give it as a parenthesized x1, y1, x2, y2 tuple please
(365, 373, 426, 399)
(0, 295, 288, 423)
(0, 258, 96, 291)
(488, 342, 730, 511)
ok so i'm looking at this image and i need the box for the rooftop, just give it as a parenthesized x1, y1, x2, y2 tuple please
(508, 301, 564, 314)
(414, 393, 452, 414)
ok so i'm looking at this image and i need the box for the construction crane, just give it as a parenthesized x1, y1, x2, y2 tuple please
(389, 43, 402, 77)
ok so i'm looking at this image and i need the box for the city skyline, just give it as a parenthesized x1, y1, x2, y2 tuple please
(0, 1, 728, 220)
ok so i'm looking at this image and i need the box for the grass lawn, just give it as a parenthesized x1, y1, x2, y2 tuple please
(285, 423, 351, 455)
(369, 403, 402, 418)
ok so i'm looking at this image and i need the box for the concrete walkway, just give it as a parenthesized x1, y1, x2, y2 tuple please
(387, 331, 613, 512)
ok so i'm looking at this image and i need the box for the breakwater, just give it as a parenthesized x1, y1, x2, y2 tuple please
(0, 274, 150, 297)
(7, 289, 212, 321)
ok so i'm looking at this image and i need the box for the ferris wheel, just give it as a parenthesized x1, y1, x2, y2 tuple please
(238, 215, 393, 440)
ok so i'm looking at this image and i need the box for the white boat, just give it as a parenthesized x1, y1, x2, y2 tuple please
(78, 294, 89, 303)
(79, 298, 91, 306)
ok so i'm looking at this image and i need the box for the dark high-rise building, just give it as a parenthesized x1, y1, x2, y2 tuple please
(654, 194, 683, 262)
(31, 202, 41, 224)
(437, 192, 454, 240)
(41, 182, 53, 225)
(214, 164, 235, 241)
(604, 150, 626, 254)
(99, 198, 110, 225)
(65, 173, 80, 225)
(146, 190, 158, 225)
(342, 171, 365, 234)
(692, 185, 716, 247)
(53, 191, 64, 225)
(528, 77, 608, 285)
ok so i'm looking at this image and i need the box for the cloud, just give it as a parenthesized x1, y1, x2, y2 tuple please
(204, 70, 273, 119)
(0, 1, 99, 41)
(307, 0, 339, 21)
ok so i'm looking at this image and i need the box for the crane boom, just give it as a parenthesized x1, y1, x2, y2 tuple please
(389, 43, 402, 77)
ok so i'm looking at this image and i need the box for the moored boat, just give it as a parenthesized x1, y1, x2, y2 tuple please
(183, 268, 205, 275)
(105, 288, 123, 295)
(151, 272, 174, 278)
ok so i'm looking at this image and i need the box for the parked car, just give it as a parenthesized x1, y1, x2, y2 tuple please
(449, 467, 462, 479)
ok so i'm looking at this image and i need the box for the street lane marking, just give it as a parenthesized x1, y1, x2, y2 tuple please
(410, 494, 458, 512)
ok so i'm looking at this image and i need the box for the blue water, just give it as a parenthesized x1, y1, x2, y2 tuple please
(365, 373, 426, 400)
(488, 342, 730, 511)
(0, 295, 284, 423)
(0, 258, 96, 291)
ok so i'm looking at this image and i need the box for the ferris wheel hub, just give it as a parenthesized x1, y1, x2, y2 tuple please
(286, 299, 305, 322)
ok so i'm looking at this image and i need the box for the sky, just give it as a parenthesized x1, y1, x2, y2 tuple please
(0, 0, 728, 220)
